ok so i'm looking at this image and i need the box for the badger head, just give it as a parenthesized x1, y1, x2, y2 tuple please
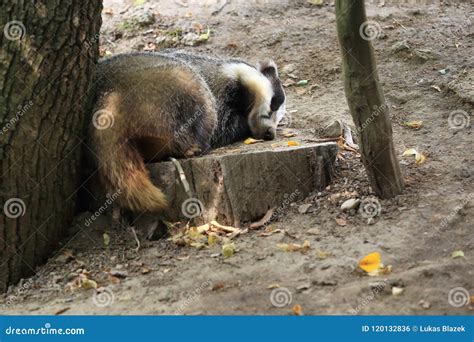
(247, 60, 286, 140)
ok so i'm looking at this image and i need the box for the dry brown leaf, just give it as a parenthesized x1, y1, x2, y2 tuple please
(293, 304, 303, 316)
(335, 217, 347, 226)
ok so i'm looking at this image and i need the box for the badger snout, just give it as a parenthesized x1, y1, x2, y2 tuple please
(263, 127, 276, 140)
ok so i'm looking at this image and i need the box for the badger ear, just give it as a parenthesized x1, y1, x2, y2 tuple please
(257, 59, 279, 79)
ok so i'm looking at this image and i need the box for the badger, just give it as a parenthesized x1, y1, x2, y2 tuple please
(88, 51, 286, 213)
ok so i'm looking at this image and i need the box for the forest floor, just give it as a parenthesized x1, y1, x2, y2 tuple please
(1, 0, 473, 315)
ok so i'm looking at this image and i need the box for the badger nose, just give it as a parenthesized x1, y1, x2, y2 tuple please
(263, 129, 275, 140)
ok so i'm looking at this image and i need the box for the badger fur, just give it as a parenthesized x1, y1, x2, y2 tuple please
(88, 51, 286, 213)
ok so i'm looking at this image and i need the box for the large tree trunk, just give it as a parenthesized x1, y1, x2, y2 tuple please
(335, 1, 404, 198)
(0, 1, 102, 292)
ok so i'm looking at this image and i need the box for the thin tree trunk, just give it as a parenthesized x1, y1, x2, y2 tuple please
(0, 1, 102, 292)
(335, 1, 404, 198)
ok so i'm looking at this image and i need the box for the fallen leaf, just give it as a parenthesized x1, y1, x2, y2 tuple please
(282, 131, 297, 138)
(402, 148, 427, 165)
(81, 278, 97, 290)
(315, 250, 330, 259)
(402, 120, 423, 130)
(103, 233, 110, 246)
(392, 286, 405, 296)
(244, 137, 264, 145)
(212, 283, 225, 291)
(451, 250, 465, 259)
(108, 275, 121, 284)
(415, 153, 427, 164)
(267, 284, 280, 289)
(103, 8, 114, 15)
(198, 27, 211, 42)
(430, 85, 442, 92)
(293, 304, 303, 316)
(335, 217, 347, 226)
(359, 252, 382, 274)
(287, 140, 300, 147)
(222, 242, 236, 258)
(277, 240, 311, 253)
(141, 267, 151, 274)
(207, 234, 218, 246)
(257, 229, 283, 237)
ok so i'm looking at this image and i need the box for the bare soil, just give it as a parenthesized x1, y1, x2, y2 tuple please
(1, 0, 473, 315)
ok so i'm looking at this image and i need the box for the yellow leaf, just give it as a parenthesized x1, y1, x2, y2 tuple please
(196, 224, 210, 234)
(402, 120, 423, 129)
(282, 132, 297, 138)
(103, 233, 110, 246)
(402, 148, 418, 157)
(315, 250, 330, 259)
(359, 252, 382, 274)
(222, 242, 236, 258)
(198, 27, 211, 42)
(244, 137, 264, 145)
(451, 250, 465, 259)
(277, 243, 300, 252)
(415, 152, 427, 164)
(403, 148, 427, 165)
(81, 278, 97, 290)
(287, 140, 300, 147)
(207, 234, 218, 246)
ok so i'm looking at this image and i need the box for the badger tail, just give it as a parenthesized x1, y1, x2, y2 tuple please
(92, 127, 167, 213)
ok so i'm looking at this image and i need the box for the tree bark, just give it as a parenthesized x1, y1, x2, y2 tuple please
(335, 1, 404, 198)
(0, 1, 102, 292)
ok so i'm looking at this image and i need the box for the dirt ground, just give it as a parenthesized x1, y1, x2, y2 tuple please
(1, 0, 473, 315)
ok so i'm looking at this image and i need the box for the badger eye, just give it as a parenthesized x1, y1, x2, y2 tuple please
(270, 96, 282, 112)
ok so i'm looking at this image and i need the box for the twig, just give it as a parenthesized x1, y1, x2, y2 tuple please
(129, 226, 141, 252)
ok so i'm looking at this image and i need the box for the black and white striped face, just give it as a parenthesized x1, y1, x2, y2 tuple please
(223, 60, 286, 141)
(247, 60, 286, 140)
